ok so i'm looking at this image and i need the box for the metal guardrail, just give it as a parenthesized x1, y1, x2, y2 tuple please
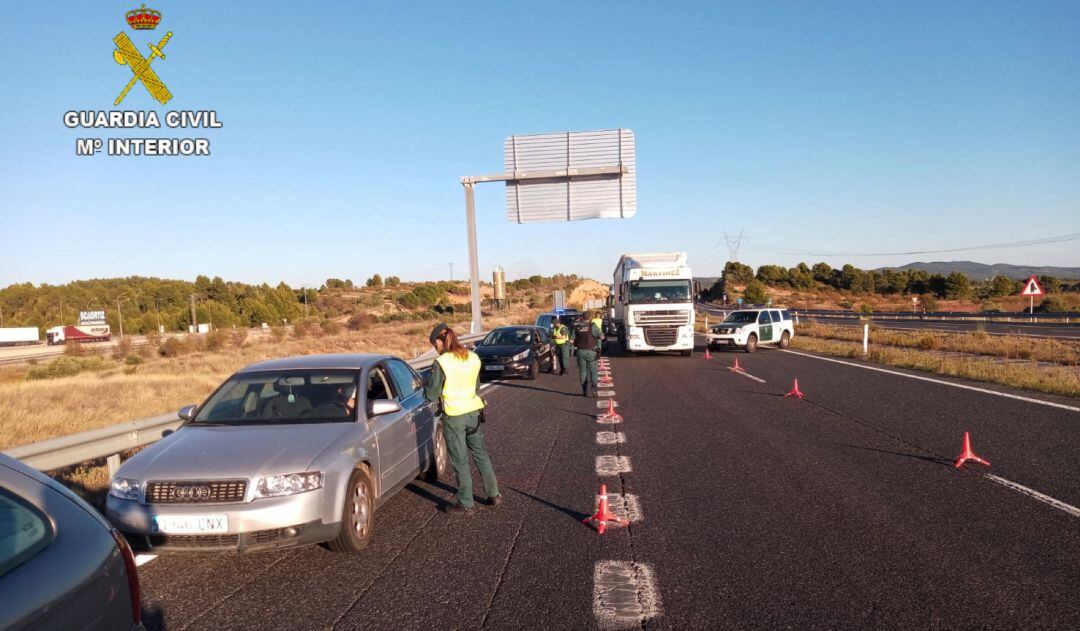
(696, 303, 1075, 324)
(2, 331, 489, 472)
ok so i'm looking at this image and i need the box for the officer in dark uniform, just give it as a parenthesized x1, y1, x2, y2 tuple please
(573, 316, 601, 397)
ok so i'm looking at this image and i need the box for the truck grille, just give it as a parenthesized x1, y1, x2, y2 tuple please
(145, 480, 247, 504)
(644, 327, 679, 347)
(635, 310, 690, 326)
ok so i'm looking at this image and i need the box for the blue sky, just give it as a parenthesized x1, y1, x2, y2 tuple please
(1, 1, 1077, 288)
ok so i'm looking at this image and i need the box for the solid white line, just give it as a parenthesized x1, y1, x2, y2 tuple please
(982, 474, 1080, 518)
(778, 349, 1080, 413)
(135, 554, 157, 567)
(593, 561, 662, 630)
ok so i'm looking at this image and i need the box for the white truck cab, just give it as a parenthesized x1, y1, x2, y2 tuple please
(613, 253, 696, 356)
(707, 308, 795, 353)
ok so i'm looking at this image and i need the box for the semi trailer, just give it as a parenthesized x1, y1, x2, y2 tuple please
(0, 327, 40, 346)
(45, 325, 112, 345)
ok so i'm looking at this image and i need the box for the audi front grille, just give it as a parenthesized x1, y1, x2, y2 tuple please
(144, 480, 248, 504)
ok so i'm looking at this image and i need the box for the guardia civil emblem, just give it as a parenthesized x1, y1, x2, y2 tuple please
(112, 4, 173, 106)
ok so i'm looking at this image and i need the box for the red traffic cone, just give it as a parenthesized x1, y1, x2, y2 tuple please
(784, 378, 804, 399)
(729, 358, 745, 373)
(954, 432, 990, 469)
(598, 399, 623, 422)
(583, 484, 629, 534)
(703, 346, 712, 360)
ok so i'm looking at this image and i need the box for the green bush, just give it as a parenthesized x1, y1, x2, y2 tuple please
(858, 303, 874, 315)
(321, 319, 343, 336)
(125, 354, 143, 365)
(27, 356, 110, 380)
(204, 329, 231, 351)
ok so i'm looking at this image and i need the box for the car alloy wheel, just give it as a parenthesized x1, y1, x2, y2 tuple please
(352, 482, 370, 538)
(327, 467, 374, 553)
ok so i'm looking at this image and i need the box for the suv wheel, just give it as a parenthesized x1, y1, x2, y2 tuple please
(779, 330, 791, 349)
(526, 358, 539, 380)
(745, 333, 758, 353)
(327, 467, 374, 553)
(425, 425, 452, 483)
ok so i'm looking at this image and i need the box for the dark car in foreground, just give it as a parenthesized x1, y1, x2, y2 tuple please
(475, 326, 558, 379)
(0, 453, 145, 631)
(106, 354, 452, 555)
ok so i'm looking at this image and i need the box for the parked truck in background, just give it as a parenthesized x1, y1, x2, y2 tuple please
(612, 252, 696, 355)
(0, 327, 40, 347)
(45, 325, 112, 345)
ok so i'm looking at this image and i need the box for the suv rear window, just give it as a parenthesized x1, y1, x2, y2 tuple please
(0, 489, 52, 577)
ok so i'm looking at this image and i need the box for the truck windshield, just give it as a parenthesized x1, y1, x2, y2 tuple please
(628, 280, 691, 304)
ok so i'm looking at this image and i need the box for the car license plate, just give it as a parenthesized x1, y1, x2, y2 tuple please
(484, 365, 505, 371)
(151, 515, 228, 534)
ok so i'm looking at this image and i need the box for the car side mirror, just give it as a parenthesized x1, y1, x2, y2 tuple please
(178, 405, 197, 421)
(369, 399, 402, 417)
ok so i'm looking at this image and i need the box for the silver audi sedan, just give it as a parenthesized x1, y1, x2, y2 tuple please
(106, 354, 451, 554)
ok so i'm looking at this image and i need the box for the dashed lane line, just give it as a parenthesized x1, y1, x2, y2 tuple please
(731, 369, 766, 384)
(593, 561, 662, 630)
(596, 431, 626, 445)
(596, 456, 632, 476)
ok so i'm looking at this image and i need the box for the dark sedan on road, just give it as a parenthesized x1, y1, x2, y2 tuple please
(475, 326, 558, 379)
(0, 453, 145, 630)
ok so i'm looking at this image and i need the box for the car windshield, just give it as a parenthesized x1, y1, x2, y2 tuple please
(192, 369, 360, 425)
(483, 329, 532, 346)
(628, 280, 692, 304)
(723, 311, 758, 323)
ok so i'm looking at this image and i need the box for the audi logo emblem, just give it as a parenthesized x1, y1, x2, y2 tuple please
(171, 485, 212, 501)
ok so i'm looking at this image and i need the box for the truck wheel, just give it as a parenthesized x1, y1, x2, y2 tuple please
(779, 331, 791, 349)
(680, 350, 692, 357)
(526, 359, 539, 380)
(425, 425, 451, 483)
(745, 334, 758, 353)
(327, 467, 374, 553)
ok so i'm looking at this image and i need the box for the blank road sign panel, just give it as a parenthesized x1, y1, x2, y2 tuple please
(504, 129, 636, 223)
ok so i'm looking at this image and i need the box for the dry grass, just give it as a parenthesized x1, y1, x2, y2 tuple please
(798, 321, 1080, 365)
(790, 336, 1080, 398)
(0, 306, 542, 451)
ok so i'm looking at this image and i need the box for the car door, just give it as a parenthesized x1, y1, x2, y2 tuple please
(385, 359, 429, 476)
(770, 311, 785, 336)
(365, 363, 414, 492)
(534, 327, 553, 364)
(758, 311, 774, 343)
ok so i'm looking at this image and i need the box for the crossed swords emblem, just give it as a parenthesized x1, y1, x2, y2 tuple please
(112, 31, 173, 106)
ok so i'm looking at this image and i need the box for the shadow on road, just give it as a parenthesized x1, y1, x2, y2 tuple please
(830, 442, 953, 467)
(486, 380, 579, 398)
(506, 485, 587, 522)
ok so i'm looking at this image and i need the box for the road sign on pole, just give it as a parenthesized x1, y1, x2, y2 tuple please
(460, 129, 637, 334)
(1020, 275, 1044, 314)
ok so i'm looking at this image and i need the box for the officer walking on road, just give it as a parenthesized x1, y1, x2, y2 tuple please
(424, 323, 501, 514)
(573, 316, 602, 397)
(590, 311, 604, 357)
(552, 319, 572, 376)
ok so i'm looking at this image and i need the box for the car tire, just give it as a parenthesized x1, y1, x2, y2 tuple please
(745, 334, 758, 353)
(425, 425, 452, 483)
(526, 358, 539, 380)
(327, 467, 374, 553)
(779, 331, 791, 349)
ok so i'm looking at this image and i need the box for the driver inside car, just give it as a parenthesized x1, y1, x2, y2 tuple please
(307, 384, 357, 419)
(261, 379, 313, 418)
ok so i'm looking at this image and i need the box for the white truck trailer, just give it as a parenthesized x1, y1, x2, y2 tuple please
(612, 252, 695, 355)
(0, 327, 40, 346)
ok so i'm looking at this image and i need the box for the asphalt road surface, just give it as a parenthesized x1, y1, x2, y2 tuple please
(136, 344, 1080, 630)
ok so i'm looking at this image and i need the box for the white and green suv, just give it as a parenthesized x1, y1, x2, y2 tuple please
(707, 308, 795, 353)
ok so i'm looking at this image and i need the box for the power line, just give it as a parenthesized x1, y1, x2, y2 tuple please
(722, 230, 747, 262)
(740, 232, 1080, 258)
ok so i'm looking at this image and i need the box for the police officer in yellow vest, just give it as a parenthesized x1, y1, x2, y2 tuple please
(590, 311, 604, 356)
(552, 320, 572, 375)
(424, 323, 501, 514)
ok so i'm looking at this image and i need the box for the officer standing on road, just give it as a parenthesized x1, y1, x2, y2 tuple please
(573, 316, 602, 397)
(424, 323, 501, 514)
(551, 319, 572, 376)
(590, 311, 604, 357)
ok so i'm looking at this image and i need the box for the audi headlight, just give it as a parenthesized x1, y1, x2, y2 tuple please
(109, 477, 141, 501)
(254, 471, 323, 498)
(511, 350, 529, 362)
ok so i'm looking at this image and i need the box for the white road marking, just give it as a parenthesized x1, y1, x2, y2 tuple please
(605, 493, 643, 523)
(732, 369, 766, 383)
(593, 561, 662, 630)
(596, 455, 632, 475)
(982, 474, 1080, 518)
(598, 390, 616, 397)
(596, 431, 626, 445)
(596, 415, 623, 424)
(778, 349, 1080, 413)
(597, 400, 619, 408)
(135, 554, 157, 567)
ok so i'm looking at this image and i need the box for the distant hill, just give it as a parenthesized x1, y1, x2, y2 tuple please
(878, 261, 1080, 281)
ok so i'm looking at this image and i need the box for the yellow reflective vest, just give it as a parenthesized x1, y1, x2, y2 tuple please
(553, 324, 569, 345)
(434, 351, 484, 416)
(591, 317, 603, 332)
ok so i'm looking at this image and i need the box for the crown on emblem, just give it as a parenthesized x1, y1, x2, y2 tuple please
(125, 4, 162, 30)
